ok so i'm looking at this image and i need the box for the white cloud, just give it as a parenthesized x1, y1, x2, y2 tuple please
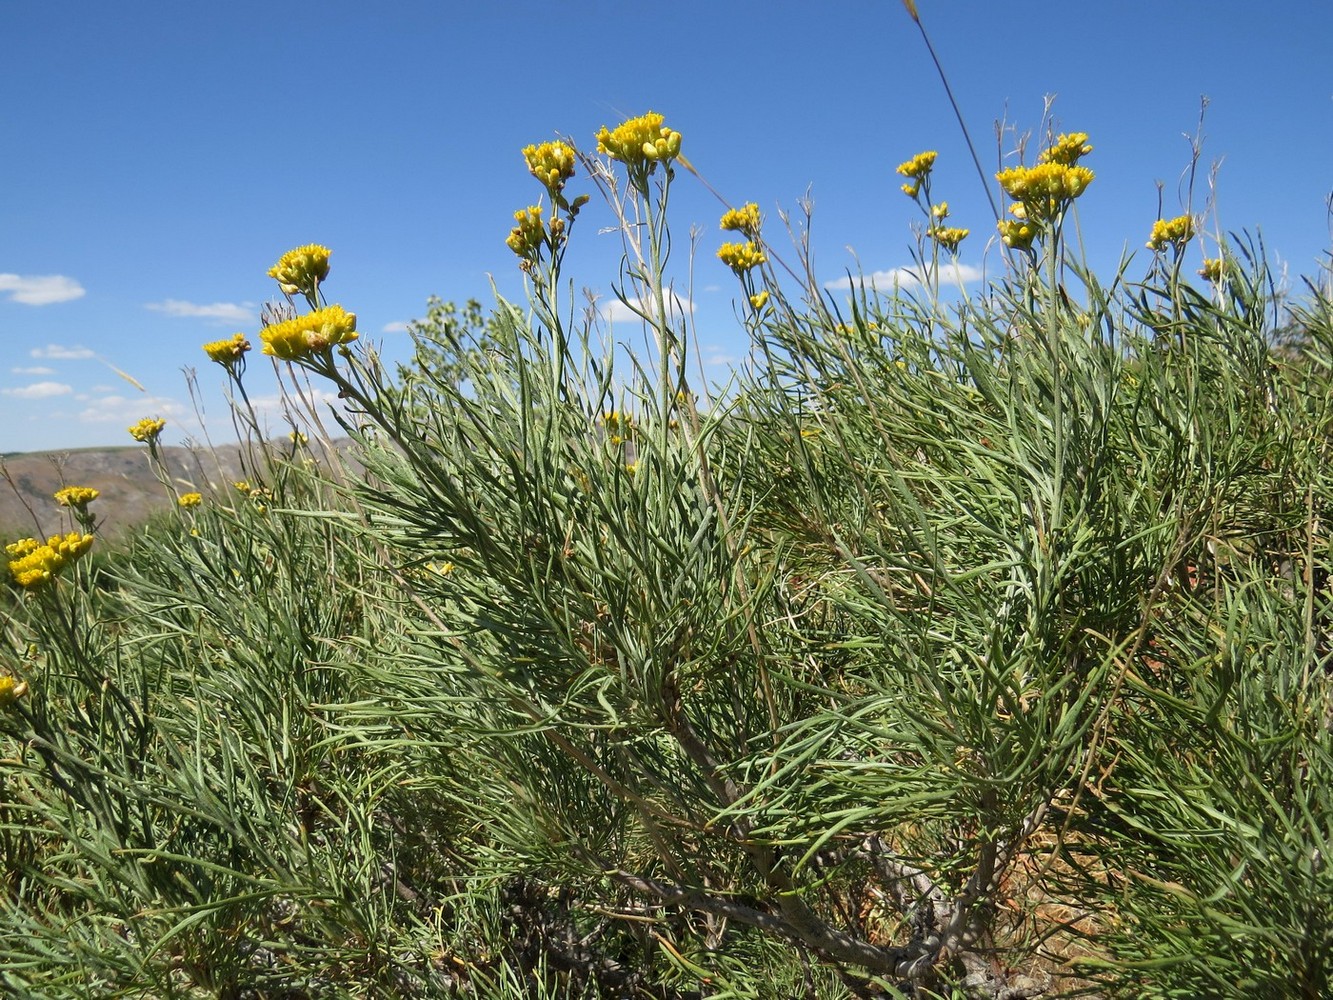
(599, 292, 695, 325)
(1, 381, 73, 399)
(75, 393, 187, 425)
(12, 366, 56, 375)
(824, 263, 984, 292)
(30, 344, 95, 360)
(381, 320, 410, 334)
(0, 273, 86, 306)
(145, 299, 255, 325)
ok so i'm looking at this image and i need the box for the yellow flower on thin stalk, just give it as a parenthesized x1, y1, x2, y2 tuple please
(595, 111, 682, 172)
(717, 241, 766, 275)
(54, 486, 99, 510)
(1147, 214, 1195, 252)
(177, 492, 203, 509)
(749, 290, 770, 312)
(927, 226, 970, 253)
(522, 141, 577, 195)
(1199, 258, 1225, 283)
(1038, 132, 1093, 166)
(128, 417, 166, 444)
(506, 205, 547, 261)
(6, 532, 94, 589)
(998, 218, 1038, 251)
(720, 203, 762, 238)
(268, 244, 331, 299)
(996, 162, 1095, 223)
(203, 333, 251, 365)
(897, 151, 938, 180)
(259, 304, 358, 360)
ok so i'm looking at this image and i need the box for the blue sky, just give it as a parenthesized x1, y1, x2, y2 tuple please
(2, 1, 1330, 454)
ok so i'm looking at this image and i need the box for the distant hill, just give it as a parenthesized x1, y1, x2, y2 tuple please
(0, 441, 336, 542)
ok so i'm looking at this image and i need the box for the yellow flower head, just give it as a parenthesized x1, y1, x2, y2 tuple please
(931, 202, 950, 220)
(997, 218, 1038, 251)
(896, 151, 938, 180)
(717, 241, 767, 275)
(602, 409, 636, 445)
(1038, 132, 1093, 166)
(128, 417, 167, 444)
(54, 486, 99, 509)
(1198, 258, 1225, 283)
(927, 225, 970, 253)
(1147, 214, 1195, 252)
(749, 290, 770, 311)
(268, 244, 331, 298)
(505, 205, 547, 260)
(177, 492, 203, 509)
(203, 333, 251, 365)
(595, 111, 682, 171)
(259, 304, 358, 360)
(5, 538, 40, 560)
(522, 141, 577, 194)
(720, 203, 762, 237)
(233, 480, 253, 494)
(0, 675, 28, 709)
(901, 182, 919, 198)
(995, 162, 1095, 222)
(6, 532, 93, 589)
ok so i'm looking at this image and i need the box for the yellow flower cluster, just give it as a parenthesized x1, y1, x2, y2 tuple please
(997, 162, 1095, 219)
(1038, 132, 1093, 166)
(595, 111, 681, 170)
(0, 675, 28, 709)
(523, 141, 577, 194)
(6, 532, 94, 589)
(997, 219, 1037, 250)
(717, 241, 767, 275)
(720, 203, 762, 237)
(260, 304, 358, 360)
(54, 486, 99, 509)
(128, 417, 167, 443)
(749, 290, 770, 311)
(1147, 214, 1195, 252)
(927, 226, 970, 252)
(1198, 258, 1225, 283)
(506, 205, 548, 259)
(897, 150, 937, 180)
(602, 409, 636, 446)
(203, 333, 251, 364)
(268, 244, 331, 297)
(177, 492, 203, 508)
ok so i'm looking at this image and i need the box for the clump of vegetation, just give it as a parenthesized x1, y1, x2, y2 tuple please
(3, 65, 1332, 1000)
